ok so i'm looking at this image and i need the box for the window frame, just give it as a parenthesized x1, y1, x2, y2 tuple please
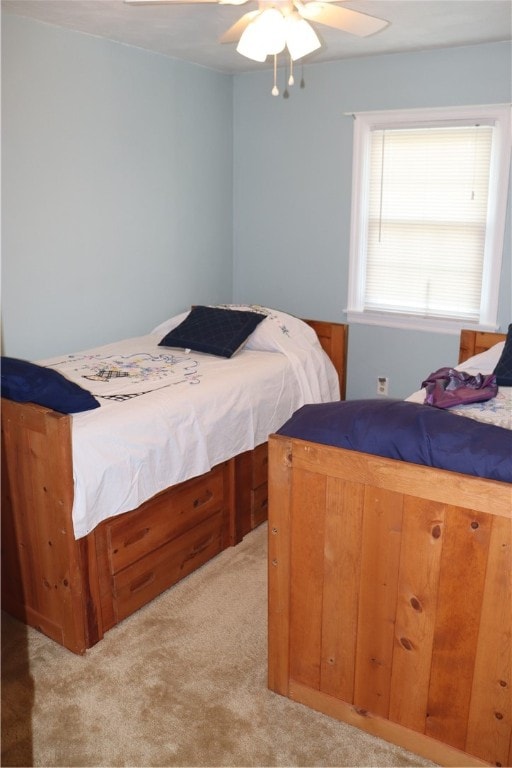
(346, 104, 511, 334)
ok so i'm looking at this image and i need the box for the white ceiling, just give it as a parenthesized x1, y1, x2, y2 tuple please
(2, 0, 512, 74)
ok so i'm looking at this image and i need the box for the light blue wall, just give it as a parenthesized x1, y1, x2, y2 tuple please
(233, 42, 512, 399)
(2, 13, 234, 359)
(2, 14, 510, 400)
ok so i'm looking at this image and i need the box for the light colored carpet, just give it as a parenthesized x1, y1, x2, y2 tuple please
(2, 523, 437, 767)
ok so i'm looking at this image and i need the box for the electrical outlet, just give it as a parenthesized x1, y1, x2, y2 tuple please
(377, 376, 389, 396)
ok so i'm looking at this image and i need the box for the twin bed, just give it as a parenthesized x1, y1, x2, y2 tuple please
(1, 306, 347, 655)
(268, 328, 511, 768)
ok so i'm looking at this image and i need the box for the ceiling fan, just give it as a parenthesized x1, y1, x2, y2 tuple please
(124, 0, 389, 94)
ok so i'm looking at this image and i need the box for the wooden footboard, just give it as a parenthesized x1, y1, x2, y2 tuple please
(268, 435, 511, 767)
(1, 399, 237, 653)
(1, 401, 93, 652)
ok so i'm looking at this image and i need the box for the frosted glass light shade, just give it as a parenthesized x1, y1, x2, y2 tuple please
(257, 8, 286, 54)
(236, 8, 286, 61)
(236, 21, 268, 61)
(285, 16, 321, 60)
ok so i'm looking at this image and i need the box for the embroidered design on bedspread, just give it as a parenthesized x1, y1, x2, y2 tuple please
(84, 368, 131, 382)
(46, 351, 202, 403)
(261, 308, 291, 337)
(450, 387, 512, 429)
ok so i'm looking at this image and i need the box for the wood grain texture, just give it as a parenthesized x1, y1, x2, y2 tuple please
(320, 477, 364, 702)
(1, 401, 89, 653)
(354, 487, 403, 718)
(458, 329, 506, 363)
(389, 497, 445, 732)
(268, 435, 511, 766)
(288, 469, 327, 689)
(465, 515, 512, 766)
(267, 436, 293, 696)
(425, 507, 492, 749)
(289, 680, 490, 767)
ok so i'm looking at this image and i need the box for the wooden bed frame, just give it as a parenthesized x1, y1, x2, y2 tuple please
(1, 318, 347, 655)
(268, 329, 510, 768)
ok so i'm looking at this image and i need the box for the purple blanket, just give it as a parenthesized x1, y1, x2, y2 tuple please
(277, 399, 512, 484)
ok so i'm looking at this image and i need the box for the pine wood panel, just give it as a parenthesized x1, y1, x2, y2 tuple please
(288, 470, 327, 689)
(289, 441, 511, 519)
(354, 487, 403, 718)
(389, 496, 446, 732)
(268, 428, 512, 767)
(289, 680, 490, 767)
(465, 515, 512, 766)
(426, 507, 492, 749)
(1, 401, 89, 654)
(320, 477, 364, 702)
(267, 436, 293, 696)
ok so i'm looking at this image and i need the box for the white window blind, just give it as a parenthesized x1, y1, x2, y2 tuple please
(347, 105, 511, 333)
(366, 125, 492, 321)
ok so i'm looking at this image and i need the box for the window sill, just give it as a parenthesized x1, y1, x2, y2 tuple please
(345, 310, 499, 335)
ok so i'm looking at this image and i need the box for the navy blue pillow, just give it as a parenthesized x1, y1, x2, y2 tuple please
(158, 306, 266, 358)
(493, 323, 512, 386)
(277, 399, 512, 483)
(1, 357, 100, 414)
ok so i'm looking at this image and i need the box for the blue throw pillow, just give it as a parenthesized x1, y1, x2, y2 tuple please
(493, 323, 512, 386)
(1, 357, 100, 414)
(277, 399, 512, 483)
(158, 305, 266, 358)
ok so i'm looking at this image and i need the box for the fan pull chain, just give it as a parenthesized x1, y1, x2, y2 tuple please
(283, 66, 289, 99)
(272, 54, 279, 96)
(288, 55, 294, 87)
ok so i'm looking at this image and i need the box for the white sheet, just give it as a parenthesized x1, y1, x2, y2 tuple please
(406, 340, 511, 430)
(41, 314, 339, 538)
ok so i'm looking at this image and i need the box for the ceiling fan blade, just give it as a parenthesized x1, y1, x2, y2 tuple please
(124, 0, 242, 5)
(220, 10, 260, 43)
(299, 2, 389, 36)
(124, 0, 216, 4)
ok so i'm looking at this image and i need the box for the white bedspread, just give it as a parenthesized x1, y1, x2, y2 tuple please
(41, 309, 339, 538)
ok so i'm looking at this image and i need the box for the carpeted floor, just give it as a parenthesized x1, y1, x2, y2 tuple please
(2, 523, 437, 767)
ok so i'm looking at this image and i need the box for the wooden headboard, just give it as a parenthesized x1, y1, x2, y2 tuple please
(304, 319, 348, 400)
(459, 328, 506, 364)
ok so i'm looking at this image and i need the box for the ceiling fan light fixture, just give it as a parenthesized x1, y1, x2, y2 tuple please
(236, 8, 287, 61)
(236, 25, 267, 61)
(285, 15, 321, 60)
(256, 8, 287, 55)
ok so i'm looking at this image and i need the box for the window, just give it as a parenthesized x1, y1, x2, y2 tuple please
(347, 105, 511, 333)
